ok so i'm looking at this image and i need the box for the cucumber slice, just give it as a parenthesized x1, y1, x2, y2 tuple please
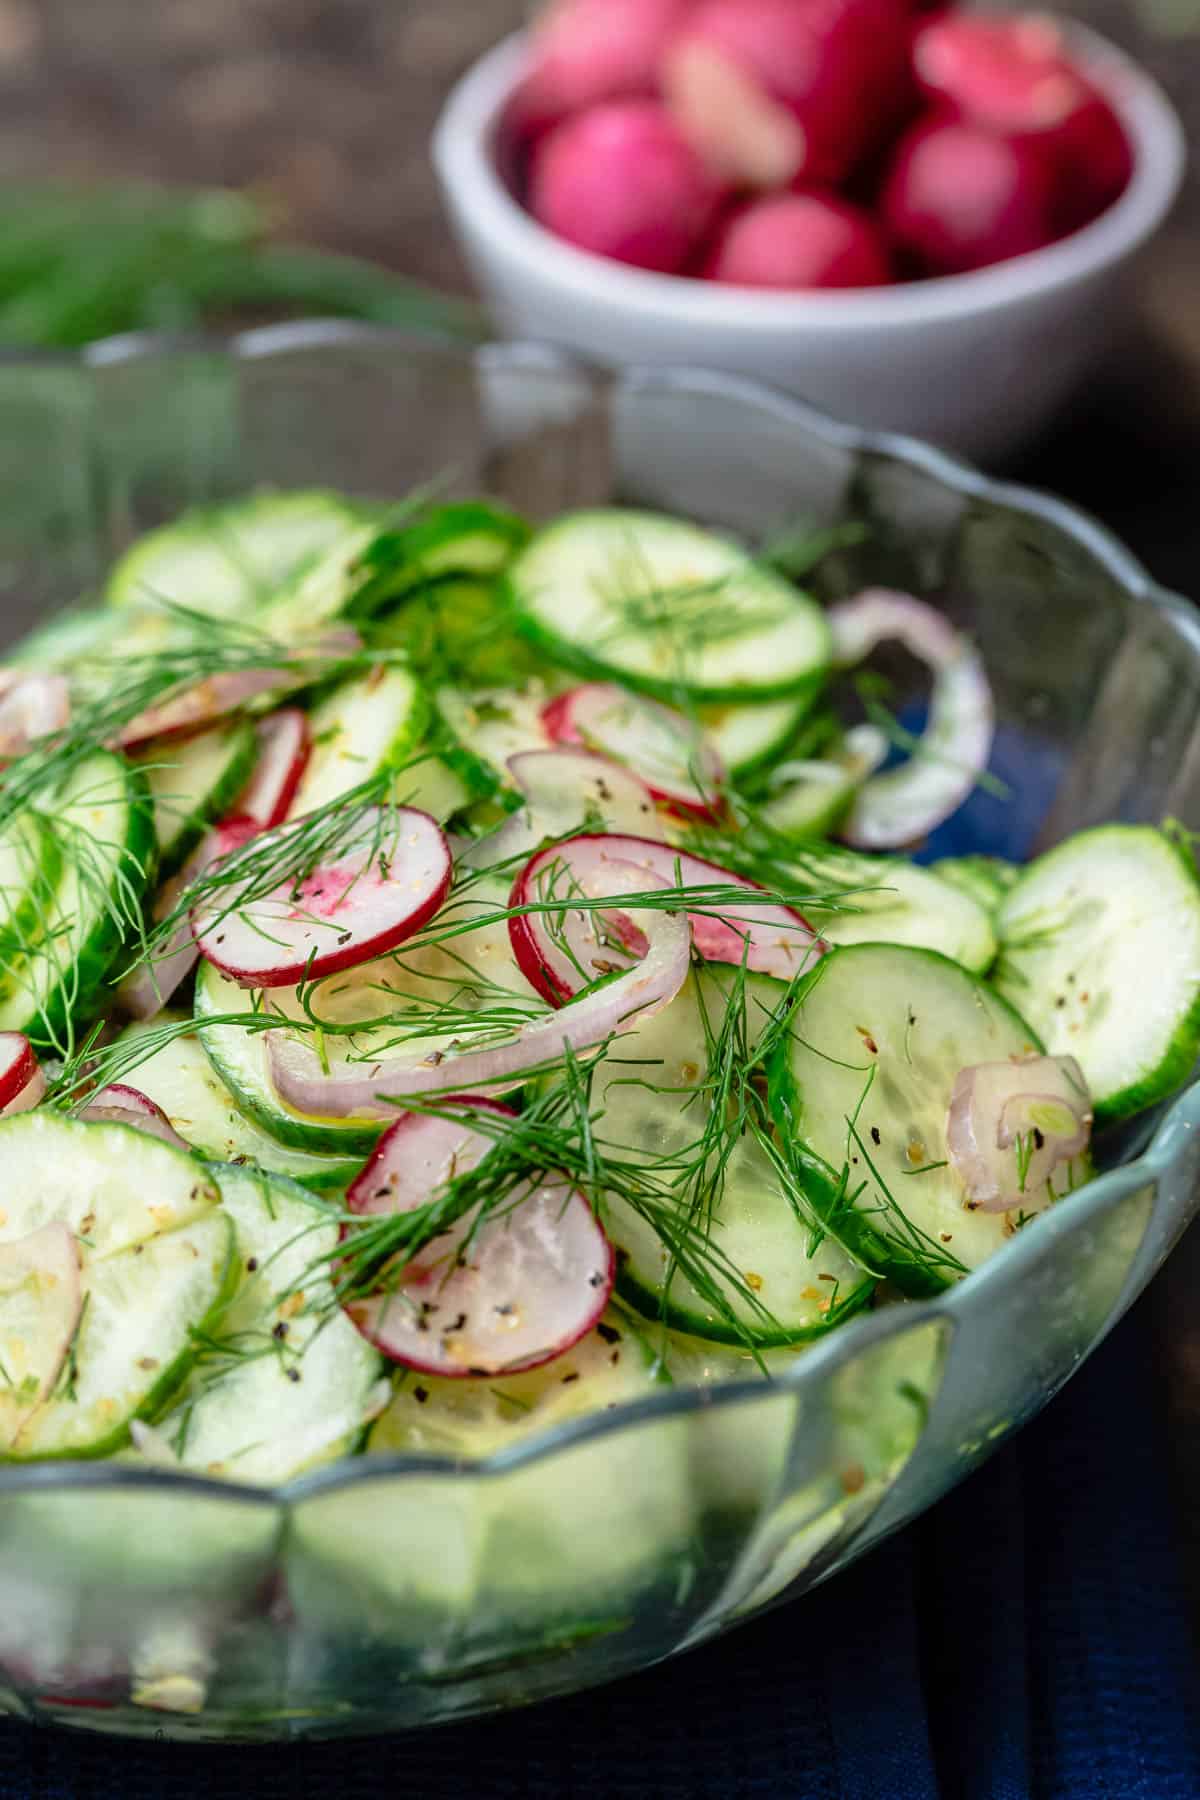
(434, 683, 549, 794)
(253, 520, 383, 639)
(701, 697, 813, 782)
(390, 755, 474, 826)
(993, 825, 1200, 1122)
(194, 960, 384, 1157)
(367, 1306, 664, 1460)
(932, 855, 1020, 912)
(350, 503, 531, 621)
(160, 1165, 382, 1484)
(13, 1210, 236, 1461)
(286, 664, 427, 818)
(0, 811, 61, 966)
(8, 604, 127, 673)
(507, 510, 831, 702)
(0, 752, 155, 1048)
(770, 943, 1052, 1296)
(114, 1020, 363, 1191)
(369, 578, 551, 690)
(106, 491, 364, 619)
(787, 845, 997, 973)
(597, 966, 872, 1344)
(133, 718, 257, 878)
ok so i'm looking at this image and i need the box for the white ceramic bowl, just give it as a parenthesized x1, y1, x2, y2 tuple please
(433, 25, 1185, 464)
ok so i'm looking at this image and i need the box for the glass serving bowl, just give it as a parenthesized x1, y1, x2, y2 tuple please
(0, 326, 1197, 1744)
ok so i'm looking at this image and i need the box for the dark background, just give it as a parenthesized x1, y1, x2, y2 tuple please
(3, 0, 1200, 1623)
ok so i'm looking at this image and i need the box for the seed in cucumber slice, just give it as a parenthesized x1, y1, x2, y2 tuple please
(783, 844, 997, 973)
(106, 491, 364, 620)
(993, 825, 1200, 1123)
(770, 943, 1054, 1297)
(932, 854, 1021, 913)
(367, 1306, 665, 1459)
(597, 966, 872, 1345)
(0, 751, 155, 1049)
(113, 1020, 364, 1191)
(158, 1165, 382, 1485)
(133, 717, 258, 878)
(285, 664, 428, 817)
(507, 509, 832, 702)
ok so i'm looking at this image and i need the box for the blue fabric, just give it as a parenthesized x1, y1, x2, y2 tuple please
(0, 1300, 1195, 1797)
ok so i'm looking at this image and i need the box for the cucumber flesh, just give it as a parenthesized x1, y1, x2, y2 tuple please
(434, 683, 549, 792)
(0, 811, 61, 967)
(350, 503, 531, 620)
(598, 966, 871, 1344)
(367, 1306, 663, 1460)
(286, 664, 427, 818)
(994, 825, 1200, 1122)
(700, 697, 813, 781)
(390, 756, 474, 827)
(134, 718, 257, 878)
(786, 845, 997, 973)
(160, 1166, 382, 1485)
(771, 943, 1052, 1296)
(508, 510, 832, 702)
(932, 855, 1020, 912)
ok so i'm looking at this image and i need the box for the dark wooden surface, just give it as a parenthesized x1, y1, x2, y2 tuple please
(4, 0, 1200, 1622)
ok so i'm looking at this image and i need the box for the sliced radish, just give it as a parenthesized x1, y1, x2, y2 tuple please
(947, 1053, 1092, 1214)
(541, 685, 726, 821)
(267, 856, 691, 1114)
(510, 832, 823, 1005)
(79, 1083, 191, 1152)
(347, 1099, 517, 1219)
(0, 1224, 83, 1447)
(346, 1157, 613, 1379)
(118, 816, 262, 1020)
(238, 709, 311, 828)
(0, 674, 70, 759)
(827, 589, 995, 850)
(194, 806, 452, 989)
(116, 631, 361, 751)
(0, 1033, 45, 1116)
(464, 747, 665, 877)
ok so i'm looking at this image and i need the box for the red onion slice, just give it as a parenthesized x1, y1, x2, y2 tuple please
(0, 1224, 83, 1445)
(509, 832, 823, 1005)
(828, 588, 995, 850)
(946, 1053, 1092, 1214)
(0, 675, 70, 759)
(193, 806, 452, 989)
(267, 857, 691, 1115)
(0, 1033, 44, 1115)
(117, 817, 261, 1020)
(240, 709, 312, 828)
(79, 1083, 191, 1152)
(541, 684, 726, 821)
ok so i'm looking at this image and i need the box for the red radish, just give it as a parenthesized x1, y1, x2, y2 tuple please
(79, 1083, 191, 1152)
(663, 0, 913, 190)
(0, 1033, 44, 1116)
(947, 1053, 1092, 1212)
(541, 685, 725, 819)
(912, 14, 1131, 231)
(240, 709, 311, 828)
(267, 855, 691, 1114)
(505, 0, 691, 149)
(529, 101, 724, 274)
(0, 674, 70, 760)
(193, 806, 452, 989)
(464, 747, 664, 874)
(343, 1103, 612, 1375)
(510, 832, 823, 1005)
(118, 816, 262, 1020)
(827, 589, 994, 848)
(702, 191, 891, 289)
(880, 115, 1058, 276)
(116, 630, 361, 751)
(0, 1224, 82, 1446)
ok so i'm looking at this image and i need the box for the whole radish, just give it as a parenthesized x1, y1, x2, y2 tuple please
(663, 0, 914, 190)
(703, 191, 892, 288)
(504, 0, 693, 149)
(529, 100, 724, 273)
(881, 114, 1058, 276)
(912, 13, 1131, 231)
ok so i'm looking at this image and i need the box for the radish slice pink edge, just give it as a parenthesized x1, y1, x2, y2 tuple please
(342, 1104, 613, 1377)
(0, 1033, 45, 1116)
(79, 1084, 191, 1152)
(946, 1054, 1092, 1214)
(193, 805, 452, 989)
(267, 856, 691, 1116)
(509, 832, 823, 1006)
(541, 684, 726, 821)
(240, 709, 312, 828)
(827, 589, 995, 850)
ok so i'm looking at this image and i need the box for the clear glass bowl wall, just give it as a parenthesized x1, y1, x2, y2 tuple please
(0, 326, 1197, 1743)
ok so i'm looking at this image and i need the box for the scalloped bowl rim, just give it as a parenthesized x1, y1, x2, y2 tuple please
(0, 323, 1196, 1509)
(432, 23, 1186, 330)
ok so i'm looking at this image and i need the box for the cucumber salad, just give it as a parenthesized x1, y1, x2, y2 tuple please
(0, 488, 1197, 1486)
